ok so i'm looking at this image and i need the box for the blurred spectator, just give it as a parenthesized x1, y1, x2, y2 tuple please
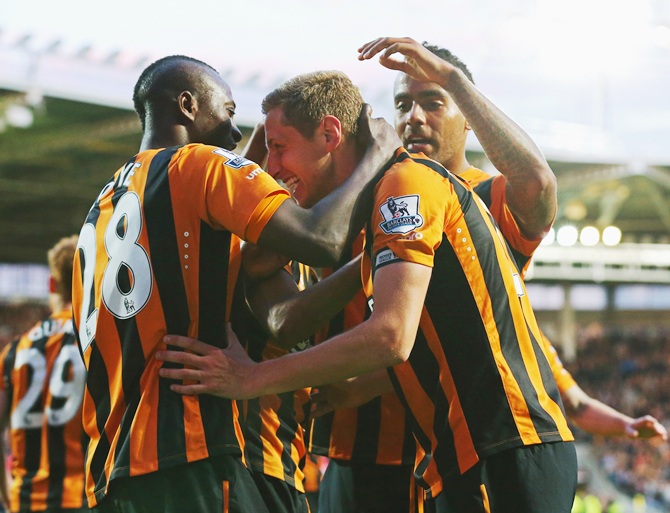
(564, 324, 670, 511)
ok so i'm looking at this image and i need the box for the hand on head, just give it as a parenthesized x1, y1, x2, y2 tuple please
(358, 36, 451, 85)
(356, 103, 402, 156)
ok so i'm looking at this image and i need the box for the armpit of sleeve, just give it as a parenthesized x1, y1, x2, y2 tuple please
(487, 175, 543, 257)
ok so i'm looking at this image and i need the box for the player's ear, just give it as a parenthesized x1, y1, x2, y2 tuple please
(177, 91, 197, 122)
(322, 115, 342, 151)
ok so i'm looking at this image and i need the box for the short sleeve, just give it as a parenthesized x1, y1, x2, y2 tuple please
(172, 145, 291, 243)
(485, 175, 543, 258)
(370, 160, 450, 271)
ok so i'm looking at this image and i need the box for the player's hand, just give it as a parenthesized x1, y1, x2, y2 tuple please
(356, 103, 401, 159)
(310, 370, 392, 419)
(625, 415, 668, 440)
(240, 121, 268, 167)
(358, 37, 452, 86)
(156, 325, 259, 399)
(310, 379, 367, 418)
(241, 241, 290, 280)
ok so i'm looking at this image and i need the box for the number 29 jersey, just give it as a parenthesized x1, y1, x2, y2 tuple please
(72, 144, 290, 506)
(0, 308, 86, 512)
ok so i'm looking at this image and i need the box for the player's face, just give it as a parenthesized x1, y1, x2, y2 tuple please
(194, 78, 242, 150)
(264, 107, 336, 208)
(394, 73, 468, 169)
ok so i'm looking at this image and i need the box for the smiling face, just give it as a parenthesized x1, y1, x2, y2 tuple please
(394, 73, 469, 171)
(264, 107, 338, 208)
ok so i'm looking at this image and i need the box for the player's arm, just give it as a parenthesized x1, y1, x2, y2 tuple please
(310, 368, 393, 419)
(561, 383, 668, 440)
(156, 260, 430, 399)
(358, 37, 556, 240)
(257, 106, 400, 266)
(245, 254, 363, 350)
(240, 122, 268, 168)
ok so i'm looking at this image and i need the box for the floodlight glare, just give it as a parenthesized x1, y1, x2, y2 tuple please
(602, 226, 622, 246)
(556, 225, 579, 247)
(579, 226, 600, 246)
(540, 227, 555, 246)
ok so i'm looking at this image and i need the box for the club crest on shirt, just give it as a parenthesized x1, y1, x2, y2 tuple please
(379, 194, 423, 234)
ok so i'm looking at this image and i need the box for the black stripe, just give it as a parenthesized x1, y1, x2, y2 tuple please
(309, 411, 334, 456)
(350, 397, 381, 463)
(387, 368, 432, 490)
(19, 325, 52, 510)
(112, 316, 144, 471)
(473, 177, 531, 271)
(243, 397, 264, 469)
(46, 423, 66, 509)
(46, 334, 78, 510)
(143, 146, 189, 468)
(310, 240, 361, 456)
(86, 343, 112, 497)
(276, 390, 300, 479)
(197, 223, 230, 347)
(2, 340, 18, 412)
(200, 240, 244, 456)
(424, 233, 516, 456)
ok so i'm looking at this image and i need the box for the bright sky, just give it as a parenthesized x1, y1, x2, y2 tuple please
(3, 0, 670, 162)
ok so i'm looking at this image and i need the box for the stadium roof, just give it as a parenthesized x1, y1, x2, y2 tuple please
(1, 0, 670, 262)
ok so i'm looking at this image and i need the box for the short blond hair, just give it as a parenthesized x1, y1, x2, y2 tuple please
(47, 235, 78, 302)
(262, 70, 364, 139)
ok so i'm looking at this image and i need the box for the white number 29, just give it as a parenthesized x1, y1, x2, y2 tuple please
(11, 345, 86, 429)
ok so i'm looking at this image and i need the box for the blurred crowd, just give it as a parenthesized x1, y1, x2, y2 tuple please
(566, 323, 670, 511)
(1, 302, 669, 510)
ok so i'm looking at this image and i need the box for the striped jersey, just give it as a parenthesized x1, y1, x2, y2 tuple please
(242, 262, 318, 492)
(461, 169, 577, 394)
(0, 308, 86, 512)
(308, 231, 415, 466)
(365, 149, 574, 497)
(71, 144, 291, 506)
(461, 167, 544, 275)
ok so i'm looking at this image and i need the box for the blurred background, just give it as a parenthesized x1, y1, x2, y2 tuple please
(1, 1, 669, 511)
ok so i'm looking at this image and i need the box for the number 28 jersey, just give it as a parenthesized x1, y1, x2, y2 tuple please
(0, 308, 86, 512)
(72, 144, 290, 506)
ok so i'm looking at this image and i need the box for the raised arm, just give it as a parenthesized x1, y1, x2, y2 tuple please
(245, 254, 363, 350)
(240, 121, 268, 168)
(358, 37, 556, 239)
(257, 105, 400, 266)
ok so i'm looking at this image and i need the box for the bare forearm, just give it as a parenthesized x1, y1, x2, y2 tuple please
(443, 70, 557, 236)
(250, 320, 403, 397)
(240, 123, 268, 167)
(566, 394, 633, 437)
(267, 256, 362, 347)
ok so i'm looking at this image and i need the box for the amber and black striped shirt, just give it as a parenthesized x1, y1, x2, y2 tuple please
(365, 149, 573, 497)
(71, 144, 291, 506)
(0, 309, 86, 512)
